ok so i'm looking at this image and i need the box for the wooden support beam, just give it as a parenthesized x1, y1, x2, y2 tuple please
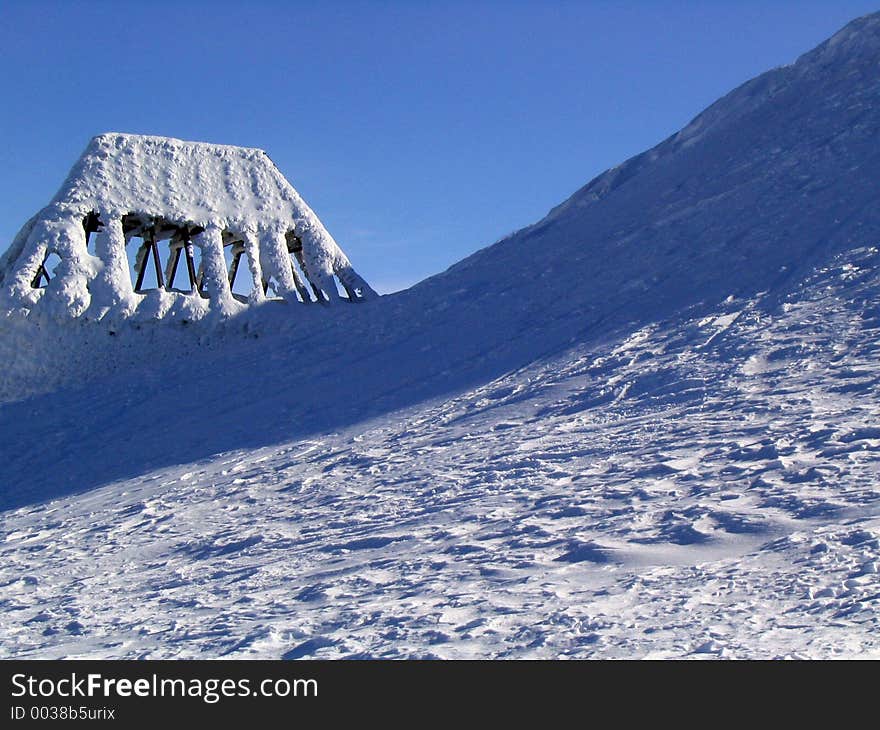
(166, 245, 182, 289)
(228, 250, 242, 289)
(184, 243, 199, 293)
(291, 249, 320, 302)
(31, 263, 50, 288)
(134, 242, 150, 292)
(288, 261, 312, 302)
(82, 211, 103, 247)
(122, 214, 144, 237)
(147, 228, 165, 290)
(285, 232, 303, 254)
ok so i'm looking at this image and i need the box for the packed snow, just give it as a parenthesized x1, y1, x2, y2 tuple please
(1, 13, 879, 659)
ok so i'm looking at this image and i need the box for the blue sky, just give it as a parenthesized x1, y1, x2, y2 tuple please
(1, 1, 877, 293)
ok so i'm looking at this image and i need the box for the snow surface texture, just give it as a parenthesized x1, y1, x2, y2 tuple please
(1, 13, 880, 658)
(0, 133, 376, 327)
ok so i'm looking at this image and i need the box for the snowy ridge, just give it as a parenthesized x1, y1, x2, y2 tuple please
(1, 13, 880, 658)
(542, 11, 880, 224)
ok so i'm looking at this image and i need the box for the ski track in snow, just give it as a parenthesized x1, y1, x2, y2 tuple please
(2, 247, 878, 659)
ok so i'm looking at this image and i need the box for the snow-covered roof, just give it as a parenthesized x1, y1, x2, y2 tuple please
(53, 133, 321, 229)
(0, 133, 376, 322)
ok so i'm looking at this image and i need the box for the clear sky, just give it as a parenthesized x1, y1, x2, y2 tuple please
(1, 1, 877, 293)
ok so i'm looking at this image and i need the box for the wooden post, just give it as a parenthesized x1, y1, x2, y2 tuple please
(147, 227, 164, 289)
(283, 234, 311, 302)
(293, 249, 323, 301)
(184, 241, 199, 293)
(31, 261, 50, 288)
(194, 224, 236, 312)
(166, 244, 182, 289)
(239, 230, 265, 303)
(228, 248, 243, 289)
(134, 241, 150, 292)
(82, 211, 102, 247)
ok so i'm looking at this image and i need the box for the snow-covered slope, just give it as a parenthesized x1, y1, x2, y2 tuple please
(1, 13, 879, 658)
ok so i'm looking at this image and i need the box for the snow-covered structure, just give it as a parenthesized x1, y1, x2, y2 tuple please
(0, 133, 377, 322)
